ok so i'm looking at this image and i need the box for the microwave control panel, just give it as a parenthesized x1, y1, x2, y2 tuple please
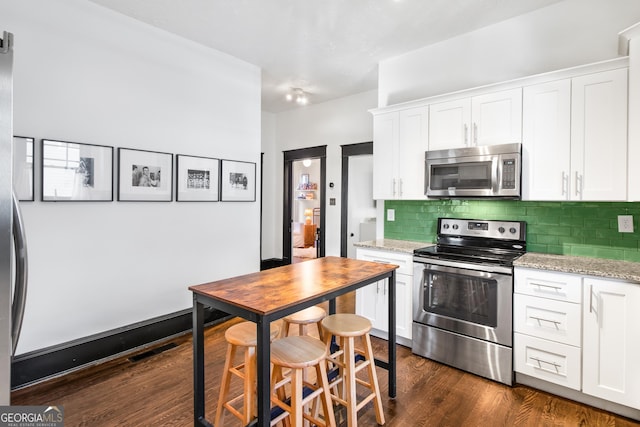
(501, 158, 517, 189)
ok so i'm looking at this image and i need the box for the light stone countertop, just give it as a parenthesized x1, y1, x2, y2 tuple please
(514, 252, 640, 284)
(353, 239, 432, 255)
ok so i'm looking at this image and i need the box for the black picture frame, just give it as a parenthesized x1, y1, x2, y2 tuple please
(220, 159, 256, 202)
(118, 148, 173, 202)
(13, 136, 34, 201)
(176, 154, 220, 202)
(41, 139, 114, 202)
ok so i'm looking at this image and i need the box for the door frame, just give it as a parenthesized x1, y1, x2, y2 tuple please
(340, 142, 373, 257)
(283, 146, 327, 263)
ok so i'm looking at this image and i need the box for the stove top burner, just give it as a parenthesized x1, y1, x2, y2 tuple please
(414, 244, 523, 267)
(413, 218, 527, 267)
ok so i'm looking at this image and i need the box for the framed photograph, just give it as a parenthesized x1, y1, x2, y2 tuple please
(176, 155, 219, 202)
(118, 148, 173, 201)
(220, 159, 256, 202)
(41, 139, 113, 202)
(13, 136, 34, 201)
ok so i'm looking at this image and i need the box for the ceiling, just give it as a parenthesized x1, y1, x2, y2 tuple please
(87, 0, 564, 113)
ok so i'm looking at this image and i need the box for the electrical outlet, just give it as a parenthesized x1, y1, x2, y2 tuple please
(618, 215, 634, 233)
(387, 209, 395, 221)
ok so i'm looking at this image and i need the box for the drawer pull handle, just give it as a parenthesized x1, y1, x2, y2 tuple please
(530, 356, 562, 374)
(529, 316, 561, 329)
(531, 282, 563, 292)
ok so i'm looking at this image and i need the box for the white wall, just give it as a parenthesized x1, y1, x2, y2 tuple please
(264, 90, 377, 258)
(1, 0, 261, 354)
(261, 112, 277, 259)
(379, 0, 640, 107)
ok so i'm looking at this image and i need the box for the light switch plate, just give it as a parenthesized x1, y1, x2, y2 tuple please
(387, 209, 395, 221)
(618, 215, 634, 233)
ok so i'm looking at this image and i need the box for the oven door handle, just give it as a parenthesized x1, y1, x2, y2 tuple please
(415, 257, 513, 275)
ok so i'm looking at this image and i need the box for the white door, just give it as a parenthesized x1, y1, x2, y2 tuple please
(583, 278, 640, 409)
(347, 154, 375, 260)
(522, 79, 571, 200)
(570, 68, 628, 201)
(398, 106, 428, 199)
(471, 88, 522, 146)
(372, 112, 398, 199)
(428, 98, 471, 150)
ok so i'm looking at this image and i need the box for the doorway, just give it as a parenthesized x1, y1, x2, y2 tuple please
(340, 142, 375, 259)
(283, 146, 326, 264)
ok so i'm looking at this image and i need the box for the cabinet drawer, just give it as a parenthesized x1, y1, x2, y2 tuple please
(514, 333, 581, 390)
(356, 248, 413, 275)
(514, 267, 582, 303)
(514, 294, 581, 346)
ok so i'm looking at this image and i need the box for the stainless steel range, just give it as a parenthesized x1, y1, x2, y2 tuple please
(412, 218, 526, 386)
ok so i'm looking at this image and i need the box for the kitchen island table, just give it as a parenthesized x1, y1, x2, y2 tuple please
(190, 256, 398, 427)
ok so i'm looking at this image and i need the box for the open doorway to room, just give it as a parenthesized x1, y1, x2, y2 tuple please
(283, 146, 326, 264)
(340, 142, 375, 259)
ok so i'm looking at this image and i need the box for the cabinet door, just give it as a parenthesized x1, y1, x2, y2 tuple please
(583, 278, 640, 409)
(355, 282, 386, 330)
(372, 112, 399, 199)
(522, 79, 571, 200)
(471, 88, 522, 146)
(428, 98, 471, 150)
(398, 106, 428, 199)
(570, 68, 628, 201)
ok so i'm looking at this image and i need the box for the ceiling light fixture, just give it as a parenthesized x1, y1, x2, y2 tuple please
(285, 88, 309, 106)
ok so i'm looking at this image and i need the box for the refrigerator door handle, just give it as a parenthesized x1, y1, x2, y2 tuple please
(11, 191, 27, 355)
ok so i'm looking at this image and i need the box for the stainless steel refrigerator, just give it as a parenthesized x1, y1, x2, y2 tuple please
(0, 31, 28, 404)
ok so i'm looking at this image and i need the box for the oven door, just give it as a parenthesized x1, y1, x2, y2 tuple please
(413, 260, 513, 346)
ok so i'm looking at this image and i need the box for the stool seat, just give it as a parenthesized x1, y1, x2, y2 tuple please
(226, 321, 280, 346)
(321, 313, 371, 337)
(281, 306, 327, 340)
(271, 335, 326, 368)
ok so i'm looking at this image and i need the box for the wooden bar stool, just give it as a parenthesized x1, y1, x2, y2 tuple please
(280, 306, 327, 340)
(270, 335, 336, 427)
(321, 313, 385, 426)
(215, 321, 280, 427)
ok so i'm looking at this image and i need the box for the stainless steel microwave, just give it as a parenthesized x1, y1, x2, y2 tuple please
(425, 143, 522, 199)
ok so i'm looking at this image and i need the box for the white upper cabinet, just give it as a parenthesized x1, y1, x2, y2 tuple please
(472, 89, 523, 146)
(522, 67, 628, 201)
(522, 79, 572, 200)
(428, 98, 471, 150)
(570, 68, 628, 201)
(428, 88, 522, 150)
(372, 106, 428, 199)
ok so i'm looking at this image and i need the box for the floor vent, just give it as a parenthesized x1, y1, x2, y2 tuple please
(128, 342, 178, 363)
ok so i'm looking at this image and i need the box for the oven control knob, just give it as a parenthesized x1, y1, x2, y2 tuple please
(498, 227, 505, 234)
(510, 227, 517, 234)
(452, 224, 458, 230)
(443, 224, 450, 230)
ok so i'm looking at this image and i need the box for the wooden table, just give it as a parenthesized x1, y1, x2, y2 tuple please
(190, 256, 398, 427)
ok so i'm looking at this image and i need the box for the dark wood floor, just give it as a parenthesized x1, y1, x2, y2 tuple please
(12, 296, 640, 426)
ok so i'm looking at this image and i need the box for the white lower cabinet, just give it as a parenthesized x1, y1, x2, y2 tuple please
(583, 277, 640, 409)
(514, 267, 640, 411)
(355, 248, 413, 345)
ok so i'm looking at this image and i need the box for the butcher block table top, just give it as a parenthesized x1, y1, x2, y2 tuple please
(189, 255, 399, 317)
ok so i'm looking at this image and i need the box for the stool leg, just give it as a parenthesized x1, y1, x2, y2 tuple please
(363, 333, 385, 425)
(215, 343, 237, 427)
(316, 361, 336, 427)
(315, 321, 324, 341)
(244, 346, 256, 425)
(344, 336, 357, 427)
(291, 368, 304, 427)
(281, 319, 290, 338)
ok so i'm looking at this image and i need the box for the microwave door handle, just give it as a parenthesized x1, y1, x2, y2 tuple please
(493, 157, 500, 193)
